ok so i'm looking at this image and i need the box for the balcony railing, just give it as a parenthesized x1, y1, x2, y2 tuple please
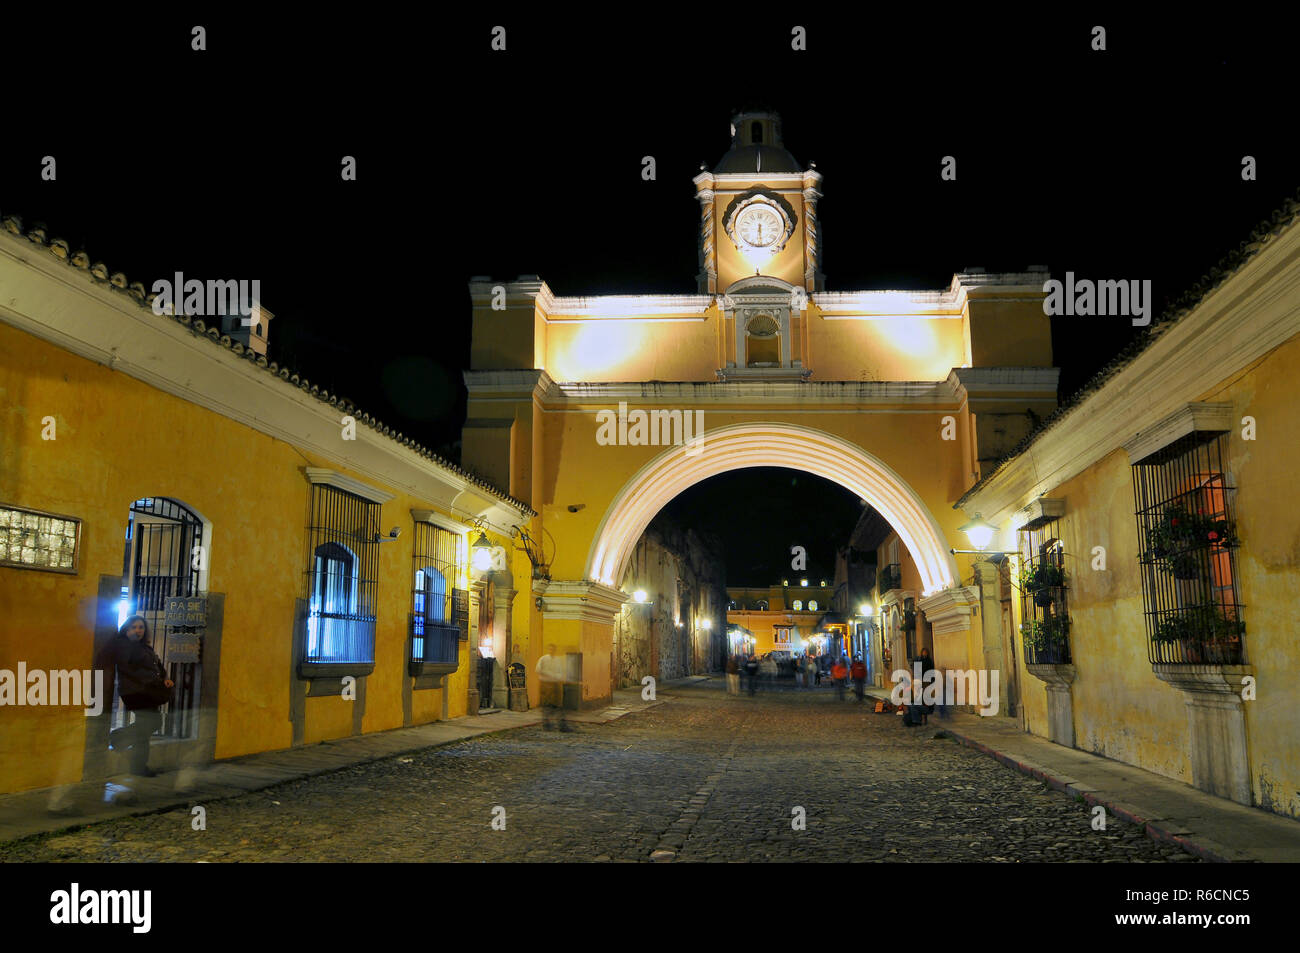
(300, 609, 377, 677)
(410, 619, 461, 677)
(878, 563, 902, 593)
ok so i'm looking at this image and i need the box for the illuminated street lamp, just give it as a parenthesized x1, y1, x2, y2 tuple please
(951, 513, 1016, 556)
(700, 618, 712, 630)
(959, 513, 997, 551)
(633, 589, 648, 604)
(859, 603, 872, 617)
(471, 531, 494, 572)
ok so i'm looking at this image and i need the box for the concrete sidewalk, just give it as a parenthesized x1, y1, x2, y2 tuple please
(863, 686, 1300, 862)
(0, 682, 667, 846)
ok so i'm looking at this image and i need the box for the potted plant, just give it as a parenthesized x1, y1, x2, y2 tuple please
(1019, 619, 1044, 652)
(1153, 607, 1245, 664)
(1021, 562, 1067, 606)
(1145, 504, 1240, 579)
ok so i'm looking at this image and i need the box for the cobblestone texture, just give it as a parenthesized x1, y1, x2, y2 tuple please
(0, 680, 1201, 862)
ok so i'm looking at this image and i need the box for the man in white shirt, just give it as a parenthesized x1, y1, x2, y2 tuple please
(536, 643, 569, 731)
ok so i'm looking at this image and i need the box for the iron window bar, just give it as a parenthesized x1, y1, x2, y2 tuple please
(300, 484, 380, 676)
(410, 521, 465, 676)
(1017, 518, 1072, 666)
(1132, 430, 1244, 667)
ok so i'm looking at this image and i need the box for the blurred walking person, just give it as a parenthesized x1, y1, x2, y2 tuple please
(850, 656, 867, 702)
(831, 657, 848, 702)
(536, 644, 570, 731)
(101, 616, 173, 778)
(726, 654, 740, 695)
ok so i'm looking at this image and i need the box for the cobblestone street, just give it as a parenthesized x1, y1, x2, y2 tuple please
(0, 680, 1202, 862)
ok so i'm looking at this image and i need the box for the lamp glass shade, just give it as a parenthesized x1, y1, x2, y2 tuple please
(471, 532, 494, 571)
(959, 514, 997, 552)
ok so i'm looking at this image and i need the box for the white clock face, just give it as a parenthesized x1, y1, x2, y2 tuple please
(735, 203, 784, 249)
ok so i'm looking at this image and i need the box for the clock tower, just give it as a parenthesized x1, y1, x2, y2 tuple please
(693, 111, 824, 294)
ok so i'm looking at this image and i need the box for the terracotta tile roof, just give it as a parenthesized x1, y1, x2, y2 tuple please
(956, 186, 1300, 509)
(0, 213, 534, 518)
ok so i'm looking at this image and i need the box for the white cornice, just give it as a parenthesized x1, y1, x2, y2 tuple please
(0, 232, 531, 525)
(305, 468, 395, 504)
(1122, 402, 1234, 464)
(960, 218, 1300, 525)
(544, 294, 714, 321)
(816, 273, 1049, 317)
(1013, 498, 1066, 531)
(537, 379, 961, 406)
(411, 508, 470, 534)
(537, 579, 629, 623)
(918, 587, 981, 636)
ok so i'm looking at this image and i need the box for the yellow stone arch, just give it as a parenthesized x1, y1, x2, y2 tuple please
(586, 421, 959, 595)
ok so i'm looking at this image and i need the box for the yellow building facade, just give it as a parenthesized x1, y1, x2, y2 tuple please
(960, 195, 1300, 818)
(0, 221, 532, 795)
(463, 112, 1058, 708)
(725, 582, 834, 657)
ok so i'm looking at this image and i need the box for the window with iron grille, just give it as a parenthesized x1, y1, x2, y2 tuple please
(301, 484, 380, 673)
(1017, 519, 1072, 665)
(1133, 430, 1244, 665)
(410, 522, 466, 676)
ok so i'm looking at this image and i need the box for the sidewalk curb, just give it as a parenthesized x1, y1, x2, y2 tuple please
(938, 728, 1238, 863)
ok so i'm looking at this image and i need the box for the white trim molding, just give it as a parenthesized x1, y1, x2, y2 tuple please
(1122, 402, 1234, 464)
(411, 508, 469, 535)
(1014, 498, 1066, 531)
(536, 579, 629, 624)
(918, 586, 981, 636)
(305, 468, 394, 504)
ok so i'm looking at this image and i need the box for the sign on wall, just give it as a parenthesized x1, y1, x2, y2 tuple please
(165, 596, 207, 627)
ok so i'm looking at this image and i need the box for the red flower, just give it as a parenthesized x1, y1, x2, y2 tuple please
(1170, 518, 1180, 527)
(1208, 531, 1219, 541)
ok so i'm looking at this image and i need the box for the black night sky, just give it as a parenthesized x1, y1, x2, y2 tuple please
(3, 12, 1296, 582)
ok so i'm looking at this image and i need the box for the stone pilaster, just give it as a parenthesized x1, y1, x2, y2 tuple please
(1152, 664, 1254, 805)
(1026, 663, 1077, 747)
(694, 174, 717, 293)
(802, 181, 823, 291)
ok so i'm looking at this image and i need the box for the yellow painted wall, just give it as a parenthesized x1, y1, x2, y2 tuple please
(1024, 332, 1300, 815)
(725, 609, 824, 655)
(0, 321, 491, 793)
(811, 311, 969, 382)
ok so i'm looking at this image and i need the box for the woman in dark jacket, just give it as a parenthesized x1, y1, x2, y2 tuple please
(105, 616, 173, 777)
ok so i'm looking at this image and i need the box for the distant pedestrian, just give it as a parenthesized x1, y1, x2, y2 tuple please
(744, 654, 760, 695)
(100, 616, 173, 778)
(726, 654, 740, 695)
(536, 643, 570, 731)
(850, 657, 867, 701)
(919, 646, 939, 722)
(832, 657, 848, 702)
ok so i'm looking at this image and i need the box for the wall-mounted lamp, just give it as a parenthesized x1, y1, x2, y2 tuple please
(951, 513, 1017, 556)
(858, 603, 873, 616)
(374, 527, 401, 543)
(700, 619, 712, 630)
(632, 589, 651, 605)
(471, 530, 495, 571)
